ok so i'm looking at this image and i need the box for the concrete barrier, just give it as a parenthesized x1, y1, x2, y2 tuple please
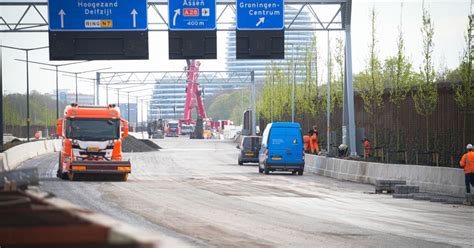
(1, 140, 61, 171)
(304, 155, 465, 196)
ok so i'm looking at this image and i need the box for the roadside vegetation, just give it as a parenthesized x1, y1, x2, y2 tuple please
(257, 5, 473, 166)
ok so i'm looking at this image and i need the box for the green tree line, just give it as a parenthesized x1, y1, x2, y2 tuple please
(3, 91, 63, 127)
(257, 5, 473, 152)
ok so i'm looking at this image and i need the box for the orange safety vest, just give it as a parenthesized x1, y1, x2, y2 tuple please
(303, 135, 310, 151)
(363, 140, 371, 156)
(460, 151, 474, 174)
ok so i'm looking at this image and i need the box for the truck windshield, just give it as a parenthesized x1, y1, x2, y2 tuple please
(169, 123, 178, 128)
(66, 118, 120, 141)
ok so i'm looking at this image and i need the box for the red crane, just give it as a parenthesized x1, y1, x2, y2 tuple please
(182, 59, 207, 125)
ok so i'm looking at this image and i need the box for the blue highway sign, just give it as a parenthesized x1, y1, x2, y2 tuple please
(236, 0, 285, 30)
(168, 0, 216, 31)
(48, 0, 148, 31)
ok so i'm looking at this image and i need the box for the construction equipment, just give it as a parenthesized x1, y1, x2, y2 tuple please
(165, 120, 181, 137)
(191, 116, 204, 139)
(147, 119, 165, 139)
(56, 104, 131, 181)
(181, 59, 207, 126)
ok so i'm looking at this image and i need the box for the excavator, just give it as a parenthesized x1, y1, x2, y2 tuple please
(182, 60, 207, 139)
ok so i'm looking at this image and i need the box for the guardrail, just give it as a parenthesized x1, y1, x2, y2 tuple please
(0, 140, 61, 172)
(304, 155, 465, 196)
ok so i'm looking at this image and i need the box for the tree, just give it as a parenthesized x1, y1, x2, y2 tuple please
(452, 15, 474, 147)
(383, 5, 413, 151)
(412, 5, 438, 151)
(355, 7, 384, 146)
(332, 36, 344, 111)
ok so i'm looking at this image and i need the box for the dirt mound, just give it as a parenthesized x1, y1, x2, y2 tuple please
(139, 139, 162, 150)
(122, 136, 160, 153)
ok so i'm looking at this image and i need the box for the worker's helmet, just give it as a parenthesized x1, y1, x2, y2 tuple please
(467, 144, 473, 150)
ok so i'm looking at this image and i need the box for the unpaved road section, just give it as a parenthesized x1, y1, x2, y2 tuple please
(20, 137, 474, 248)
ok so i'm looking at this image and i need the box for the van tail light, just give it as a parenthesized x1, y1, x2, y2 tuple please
(265, 150, 268, 160)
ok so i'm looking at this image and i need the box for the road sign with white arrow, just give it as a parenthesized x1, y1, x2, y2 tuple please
(48, 0, 148, 31)
(236, 0, 285, 30)
(168, 0, 216, 31)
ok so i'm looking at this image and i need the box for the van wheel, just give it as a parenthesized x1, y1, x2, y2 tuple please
(259, 168, 263, 173)
(238, 160, 243, 166)
(291, 171, 297, 175)
(298, 170, 304, 176)
(264, 166, 269, 175)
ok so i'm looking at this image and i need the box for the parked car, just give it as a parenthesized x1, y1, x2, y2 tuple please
(237, 136, 262, 165)
(258, 122, 305, 175)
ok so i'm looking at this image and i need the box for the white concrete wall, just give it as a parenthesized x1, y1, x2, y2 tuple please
(304, 155, 465, 196)
(0, 140, 61, 172)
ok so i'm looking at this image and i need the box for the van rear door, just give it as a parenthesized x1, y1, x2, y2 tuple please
(268, 127, 303, 164)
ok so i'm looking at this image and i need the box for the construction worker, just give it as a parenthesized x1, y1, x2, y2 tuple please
(303, 135, 310, 153)
(309, 126, 319, 154)
(460, 144, 474, 193)
(362, 138, 371, 160)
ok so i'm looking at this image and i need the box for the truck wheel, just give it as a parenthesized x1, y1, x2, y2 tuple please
(238, 160, 243, 166)
(60, 172, 69, 180)
(259, 167, 263, 173)
(291, 171, 297, 175)
(57, 154, 68, 180)
(56, 153, 61, 178)
(121, 174, 129, 182)
(68, 172, 75, 181)
(298, 170, 304, 176)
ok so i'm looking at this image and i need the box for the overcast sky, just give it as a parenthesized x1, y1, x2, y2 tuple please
(1, 0, 472, 102)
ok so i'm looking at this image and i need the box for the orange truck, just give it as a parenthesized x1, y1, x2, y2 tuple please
(56, 104, 131, 181)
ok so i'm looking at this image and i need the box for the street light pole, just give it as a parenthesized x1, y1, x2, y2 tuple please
(0, 43, 3, 151)
(26, 50, 30, 141)
(292, 63, 295, 123)
(251, 71, 256, 136)
(327, 31, 331, 153)
(75, 73, 78, 103)
(55, 66, 59, 119)
(0, 45, 48, 141)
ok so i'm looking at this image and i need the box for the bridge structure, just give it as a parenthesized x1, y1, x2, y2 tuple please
(0, 0, 358, 155)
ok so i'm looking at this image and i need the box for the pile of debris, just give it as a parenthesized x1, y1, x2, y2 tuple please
(122, 136, 160, 153)
(375, 179, 471, 206)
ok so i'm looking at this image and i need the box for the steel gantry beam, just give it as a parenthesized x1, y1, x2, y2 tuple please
(0, 0, 350, 32)
(1, 0, 358, 154)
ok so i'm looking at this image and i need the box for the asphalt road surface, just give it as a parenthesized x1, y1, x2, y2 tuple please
(20, 137, 474, 248)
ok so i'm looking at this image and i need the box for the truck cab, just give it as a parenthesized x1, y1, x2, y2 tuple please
(56, 104, 131, 181)
(166, 121, 181, 137)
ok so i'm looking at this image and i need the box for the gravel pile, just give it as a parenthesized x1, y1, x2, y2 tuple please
(122, 136, 160, 153)
(139, 139, 162, 150)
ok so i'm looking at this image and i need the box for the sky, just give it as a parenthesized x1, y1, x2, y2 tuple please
(1, 0, 472, 102)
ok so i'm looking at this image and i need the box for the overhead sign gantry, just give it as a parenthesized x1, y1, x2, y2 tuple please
(168, 0, 216, 30)
(236, 0, 284, 30)
(48, 0, 149, 60)
(235, 0, 285, 59)
(168, 0, 217, 60)
(1, 0, 359, 156)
